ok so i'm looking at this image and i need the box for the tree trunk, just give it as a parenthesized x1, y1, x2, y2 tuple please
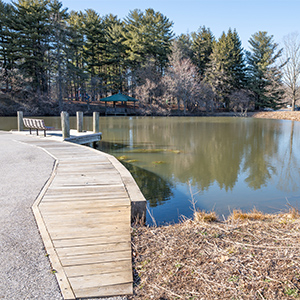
(292, 90, 296, 111)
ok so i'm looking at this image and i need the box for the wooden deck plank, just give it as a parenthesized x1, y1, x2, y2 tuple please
(45, 185, 126, 194)
(56, 241, 131, 257)
(46, 226, 131, 240)
(43, 215, 130, 227)
(54, 170, 121, 177)
(41, 197, 129, 203)
(64, 260, 132, 277)
(74, 283, 133, 298)
(42, 209, 130, 223)
(56, 166, 116, 173)
(51, 229, 130, 240)
(69, 270, 133, 289)
(44, 185, 126, 195)
(45, 223, 130, 237)
(39, 201, 130, 212)
(51, 175, 123, 184)
(60, 250, 132, 266)
(41, 192, 129, 199)
(53, 235, 130, 248)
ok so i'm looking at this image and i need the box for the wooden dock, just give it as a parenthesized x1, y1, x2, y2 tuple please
(15, 135, 146, 299)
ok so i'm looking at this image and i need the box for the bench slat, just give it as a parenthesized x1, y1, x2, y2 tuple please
(23, 118, 50, 137)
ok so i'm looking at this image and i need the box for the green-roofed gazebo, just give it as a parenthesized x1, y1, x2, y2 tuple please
(100, 92, 139, 102)
(100, 92, 139, 115)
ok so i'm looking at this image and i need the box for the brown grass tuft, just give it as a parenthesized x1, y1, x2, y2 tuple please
(194, 210, 218, 223)
(229, 207, 273, 221)
(288, 207, 300, 219)
(280, 207, 300, 221)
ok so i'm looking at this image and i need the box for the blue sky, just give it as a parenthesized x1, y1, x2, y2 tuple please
(60, 0, 300, 49)
(6, 0, 300, 49)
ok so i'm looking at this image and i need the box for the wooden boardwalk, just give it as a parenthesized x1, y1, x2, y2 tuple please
(17, 137, 146, 299)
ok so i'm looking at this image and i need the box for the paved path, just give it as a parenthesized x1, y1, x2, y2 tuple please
(0, 131, 62, 300)
(0, 131, 134, 300)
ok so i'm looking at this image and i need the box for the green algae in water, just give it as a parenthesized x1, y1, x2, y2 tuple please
(117, 155, 129, 160)
(128, 149, 181, 154)
(152, 161, 167, 165)
(125, 159, 138, 163)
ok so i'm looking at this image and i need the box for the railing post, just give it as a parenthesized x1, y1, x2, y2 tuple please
(76, 111, 83, 133)
(61, 111, 70, 139)
(17, 111, 23, 131)
(93, 112, 99, 133)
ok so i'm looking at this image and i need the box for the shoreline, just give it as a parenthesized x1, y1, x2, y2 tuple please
(250, 110, 300, 122)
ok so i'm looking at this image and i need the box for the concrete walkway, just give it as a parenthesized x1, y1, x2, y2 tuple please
(0, 131, 129, 300)
(0, 131, 62, 300)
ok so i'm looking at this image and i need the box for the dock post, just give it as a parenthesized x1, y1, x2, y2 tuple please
(93, 112, 99, 133)
(17, 111, 23, 131)
(61, 111, 70, 139)
(76, 111, 83, 132)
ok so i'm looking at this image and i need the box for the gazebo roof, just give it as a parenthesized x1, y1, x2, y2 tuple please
(100, 92, 139, 102)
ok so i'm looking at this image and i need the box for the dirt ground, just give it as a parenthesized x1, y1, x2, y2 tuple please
(251, 111, 300, 122)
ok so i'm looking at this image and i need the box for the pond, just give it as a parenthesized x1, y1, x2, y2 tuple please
(1, 116, 300, 225)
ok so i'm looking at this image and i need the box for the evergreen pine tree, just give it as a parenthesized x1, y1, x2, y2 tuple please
(124, 8, 173, 72)
(12, 0, 51, 96)
(49, 0, 68, 110)
(206, 28, 246, 108)
(246, 31, 285, 110)
(173, 34, 193, 60)
(0, 1, 16, 92)
(81, 9, 106, 102)
(66, 11, 86, 101)
(103, 14, 128, 93)
(191, 26, 214, 79)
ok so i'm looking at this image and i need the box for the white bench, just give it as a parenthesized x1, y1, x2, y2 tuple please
(23, 118, 53, 137)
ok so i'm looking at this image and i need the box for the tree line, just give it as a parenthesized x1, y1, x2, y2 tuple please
(0, 0, 299, 115)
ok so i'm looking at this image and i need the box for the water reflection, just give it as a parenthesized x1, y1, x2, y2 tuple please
(276, 121, 300, 193)
(96, 141, 128, 152)
(95, 140, 174, 207)
(242, 120, 278, 190)
(105, 118, 283, 193)
(121, 162, 173, 207)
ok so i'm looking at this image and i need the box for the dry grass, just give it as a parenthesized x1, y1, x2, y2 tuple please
(130, 209, 300, 299)
(252, 111, 300, 122)
(229, 208, 273, 221)
(194, 210, 218, 223)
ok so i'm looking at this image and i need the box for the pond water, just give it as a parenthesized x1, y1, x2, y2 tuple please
(1, 116, 300, 225)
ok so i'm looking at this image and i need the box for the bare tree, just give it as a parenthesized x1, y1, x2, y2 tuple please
(194, 81, 215, 113)
(229, 90, 253, 116)
(163, 43, 202, 115)
(281, 32, 300, 111)
(134, 60, 170, 115)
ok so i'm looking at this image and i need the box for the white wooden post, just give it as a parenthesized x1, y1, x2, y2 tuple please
(17, 111, 23, 131)
(93, 112, 99, 133)
(61, 111, 70, 139)
(76, 111, 83, 132)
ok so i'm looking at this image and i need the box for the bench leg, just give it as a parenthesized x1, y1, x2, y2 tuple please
(29, 128, 32, 134)
(44, 130, 46, 137)
(36, 129, 39, 136)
